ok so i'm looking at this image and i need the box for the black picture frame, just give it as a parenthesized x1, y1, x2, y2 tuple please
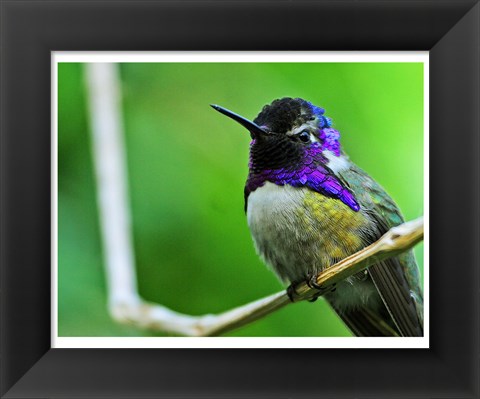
(1, 1, 479, 397)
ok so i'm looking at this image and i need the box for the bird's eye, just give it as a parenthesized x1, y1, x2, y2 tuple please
(298, 130, 310, 143)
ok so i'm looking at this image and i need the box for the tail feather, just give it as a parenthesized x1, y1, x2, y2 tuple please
(328, 301, 399, 337)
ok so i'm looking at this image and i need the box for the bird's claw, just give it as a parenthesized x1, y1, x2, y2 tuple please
(307, 276, 337, 296)
(287, 284, 299, 302)
(307, 275, 324, 291)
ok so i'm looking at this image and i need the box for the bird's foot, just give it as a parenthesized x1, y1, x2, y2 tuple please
(287, 277, 336, 303)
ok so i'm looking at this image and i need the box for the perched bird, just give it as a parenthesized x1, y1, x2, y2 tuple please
(211, 97, 423, 337)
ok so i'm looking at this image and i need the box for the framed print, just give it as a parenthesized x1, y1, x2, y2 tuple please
(54, 52, 427, 349)
(1, 1, 479, 398)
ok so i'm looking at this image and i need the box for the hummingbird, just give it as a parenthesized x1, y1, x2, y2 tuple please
(211, 97, 423, 337)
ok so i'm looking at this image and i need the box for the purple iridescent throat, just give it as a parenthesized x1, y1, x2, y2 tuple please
(245, 128, 360, 212)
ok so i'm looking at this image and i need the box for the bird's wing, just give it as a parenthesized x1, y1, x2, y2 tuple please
(339, 164, 423, 337)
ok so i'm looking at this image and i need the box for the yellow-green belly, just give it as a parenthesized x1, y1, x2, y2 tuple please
(247, 182, 373, 284)
(300, 189, 366, 260)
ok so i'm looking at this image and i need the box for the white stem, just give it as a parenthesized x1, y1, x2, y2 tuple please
(85, 63, 140, 315)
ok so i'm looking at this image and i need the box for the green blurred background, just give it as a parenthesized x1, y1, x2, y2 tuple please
(58, 62, 424, 337)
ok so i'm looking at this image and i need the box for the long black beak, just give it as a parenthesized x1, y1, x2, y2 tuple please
(210, 104, 268, 137)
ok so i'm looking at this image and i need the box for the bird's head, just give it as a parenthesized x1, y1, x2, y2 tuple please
(211, 97, 343, 174)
